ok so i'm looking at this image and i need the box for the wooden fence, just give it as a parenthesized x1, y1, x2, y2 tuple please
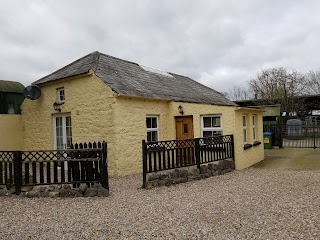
(142, 135, 234, 188)
(0, 141, 108, 194)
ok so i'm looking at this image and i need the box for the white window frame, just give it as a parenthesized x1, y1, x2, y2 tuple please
(201, 115, 223, 137)
(57, 87, 65, 103)
(146, 115, 159, 142)
(243, 115, 248, 144)
(253, 115, 257, 141)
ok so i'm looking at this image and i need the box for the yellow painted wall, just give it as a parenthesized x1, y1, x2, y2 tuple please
(21, 72, 264, 177)
(0, 114, 23, 150)
(234, 109, 264, 169)
(21, 71, 118, 176)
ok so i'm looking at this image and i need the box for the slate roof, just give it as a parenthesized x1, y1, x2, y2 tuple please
(33, 51, 237, 106)
(0, 80, 24, 93)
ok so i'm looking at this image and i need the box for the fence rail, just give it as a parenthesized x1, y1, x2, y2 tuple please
(142, 135, 234, 188)
(0, 141, 108, 195)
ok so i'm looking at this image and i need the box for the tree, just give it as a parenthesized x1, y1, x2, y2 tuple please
(305, 69, 320, 95)
(227, 85, 252, 101)
(248, 67, 306, 114)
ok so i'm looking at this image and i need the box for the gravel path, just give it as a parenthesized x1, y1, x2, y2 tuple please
(0, 169, 319, 239)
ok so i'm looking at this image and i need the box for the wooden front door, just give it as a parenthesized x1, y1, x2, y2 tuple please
(175, 116, 194, 140)
(175, 116, 194, 165)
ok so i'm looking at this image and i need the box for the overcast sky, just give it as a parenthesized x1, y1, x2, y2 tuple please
(1, 0, 320, 93)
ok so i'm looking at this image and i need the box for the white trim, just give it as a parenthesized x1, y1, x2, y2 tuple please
(57, 87, 65, 103)
(252, 114, 257, 141)
(243, 115, 248, 144)
(201, 115, 222, 137)
(146, 115, 159, 141)
(53, 113, 71, 150)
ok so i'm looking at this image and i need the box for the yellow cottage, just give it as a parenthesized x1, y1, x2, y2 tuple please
(21, 51, 264, 177)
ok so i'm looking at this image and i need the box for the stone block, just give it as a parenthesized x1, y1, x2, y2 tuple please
(19, 192, 27, 197)
(40, 191, 50, 198)
(204, 173, 211, 178)
(169, 169, 180, 179)
(173, 177, 187, 184)
(79, 183, 88, 193)
(164, 179, 173, 186)
(92, 183, 102, 189)
(157, 180, 166, 187)
(216, 170, 222, 175)
(21, 186, 34, 192)
(200, 165, 208, 174)
(33, 186, 47, 192)
(26, 191, 40, 198)
(189, 168, 200, 176)
(187, 176, 196, 181)
(230, 160, 235, 169)
(62, 184, 72, 190)
(97, 188, 109, 197)
(0, 190, 11, 197)
(84, 188, 98, 197)
(49, 192, 59, 198)
(9, 186, 16, 194)
(218, 160, 225, 170)
(179, 169, 189, 178)
(47, 185, 56, 191)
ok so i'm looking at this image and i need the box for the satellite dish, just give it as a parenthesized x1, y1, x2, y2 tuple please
(23, 85, 41, 100)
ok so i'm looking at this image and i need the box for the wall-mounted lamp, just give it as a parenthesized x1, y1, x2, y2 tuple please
(178, 105, 184, 115)
(53, 102, 62, 112)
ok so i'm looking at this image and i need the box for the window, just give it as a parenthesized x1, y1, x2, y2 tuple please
(146, 116, 158, 142)
(252, 115, 257, 141)
(201, 115, 222, 137)
(57, 88, 65, 103)
(243, 115, 247, 143)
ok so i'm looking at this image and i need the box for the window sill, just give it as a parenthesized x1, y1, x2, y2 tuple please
(243, 144, 253, 150)
(253, 141, 261, 146)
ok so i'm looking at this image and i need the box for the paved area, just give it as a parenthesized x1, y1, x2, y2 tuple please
(0, 168, 319, 239)
(253, 148, 320, 170)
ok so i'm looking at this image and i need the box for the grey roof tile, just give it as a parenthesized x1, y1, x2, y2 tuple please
(33, 51, 237, 106)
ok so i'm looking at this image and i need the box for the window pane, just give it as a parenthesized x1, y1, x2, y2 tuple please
(253, 129, 256, 140)
(151, 131, 158, 141)
(184, 124, 188, 134)
(252, 115, 255, 125)
(243, 129, 247, 142)
(147, 132, 151, 142)
(213, 131, 222, 136)
(146, 118, 151, 128)
(203, 117, 211, 128)
(151, 117, 157, 128)
(243, 116, 246, 126)
(203, 131, 213, 137)
(212, 117, 221, 127)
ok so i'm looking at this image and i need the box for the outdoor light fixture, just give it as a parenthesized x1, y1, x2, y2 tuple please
(178, 105, 184, 115)
(53, 102, 62, 112)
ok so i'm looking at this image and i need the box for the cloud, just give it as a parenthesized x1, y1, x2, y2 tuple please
(1, 0, 320, 95)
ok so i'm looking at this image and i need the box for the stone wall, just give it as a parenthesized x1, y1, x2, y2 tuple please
(145, 160, 235, 189)
(0, 183, 109, 198)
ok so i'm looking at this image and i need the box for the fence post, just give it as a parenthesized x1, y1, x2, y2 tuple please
(278, 117, 283, 148)
(230, 135, 235, 161)
(142, 140, 147, 188)
(101, 141, 109, 190)
(13, 151, 22, 195)
(195, 138, 201, 170)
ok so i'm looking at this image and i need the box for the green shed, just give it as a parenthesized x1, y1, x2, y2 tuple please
(0, 80, 25, 114)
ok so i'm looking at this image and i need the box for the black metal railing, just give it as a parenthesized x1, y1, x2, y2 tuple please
(0, 141, 108, 194)
(142, 135, 234, 188)
(282, 124, 320, 148)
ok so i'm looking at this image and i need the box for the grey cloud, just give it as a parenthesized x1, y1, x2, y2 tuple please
(1, 0, 320, 94)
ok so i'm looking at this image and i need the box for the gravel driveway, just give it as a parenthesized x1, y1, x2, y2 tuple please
(0, 169, 319, 239)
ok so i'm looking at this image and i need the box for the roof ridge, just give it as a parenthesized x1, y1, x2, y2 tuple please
(98, 52, 139, 66)
(92, 51, 101, 71)
(34, 51, 97, 84)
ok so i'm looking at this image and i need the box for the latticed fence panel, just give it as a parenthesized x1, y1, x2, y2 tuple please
(0, 141, 108, 194)
(0, 151, 14, 186)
